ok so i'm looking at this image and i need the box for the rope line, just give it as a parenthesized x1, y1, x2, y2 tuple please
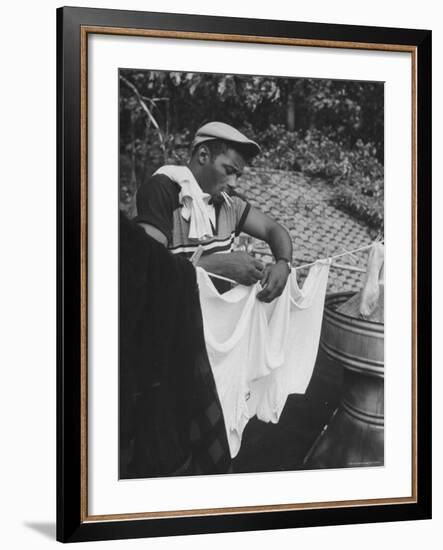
(294, 240, 383, 271)
(204, 240, 384, 284)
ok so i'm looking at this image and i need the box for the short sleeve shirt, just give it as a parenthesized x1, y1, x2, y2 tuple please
(134, 173, 251, 259)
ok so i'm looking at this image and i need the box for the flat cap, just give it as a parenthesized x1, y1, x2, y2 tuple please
(192, 121, 261, 158)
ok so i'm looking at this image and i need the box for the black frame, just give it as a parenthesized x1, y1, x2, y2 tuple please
(57, 6, 432, 543)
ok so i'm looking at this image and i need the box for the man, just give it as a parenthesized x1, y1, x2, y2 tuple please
(134, 121, 293, 302)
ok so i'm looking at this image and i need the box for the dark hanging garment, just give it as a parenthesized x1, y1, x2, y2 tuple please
(119, 212, 231, 478)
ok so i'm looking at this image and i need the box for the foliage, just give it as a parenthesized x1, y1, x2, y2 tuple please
(250, 124, 383, 230)
(331, 185, 384, 231)
(119, 70, 384, 170)
(252, 125, 346, 176)
(330, 143, 384, 231)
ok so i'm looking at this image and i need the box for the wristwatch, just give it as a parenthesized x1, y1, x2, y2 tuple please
(276, 257, 292, 273)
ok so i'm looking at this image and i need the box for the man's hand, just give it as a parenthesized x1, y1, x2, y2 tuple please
(241, 207, 293, 298)
(198, 251, 264, 286)
(256, 261, 290, 302)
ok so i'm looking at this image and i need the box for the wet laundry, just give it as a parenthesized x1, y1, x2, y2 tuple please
(196, 260, 330, 458)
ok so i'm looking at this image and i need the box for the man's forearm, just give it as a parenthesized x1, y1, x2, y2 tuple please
(266, 224, 293, 262)
(196, 253, 230, 277)
(196, 251, 265, 286)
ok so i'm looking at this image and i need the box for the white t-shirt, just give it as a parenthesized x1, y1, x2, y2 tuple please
(196, 260, 330, 458)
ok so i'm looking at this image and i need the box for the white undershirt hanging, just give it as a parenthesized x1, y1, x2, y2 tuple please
(196, 259, 331, 458)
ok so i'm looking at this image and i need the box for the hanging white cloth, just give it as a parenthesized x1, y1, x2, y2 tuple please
(153, 165, 215, 241)
(196, 259, 331, 458)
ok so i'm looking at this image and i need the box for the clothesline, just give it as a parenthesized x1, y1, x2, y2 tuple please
(205, 240, 383, 286)
(295, 240, 383, 271)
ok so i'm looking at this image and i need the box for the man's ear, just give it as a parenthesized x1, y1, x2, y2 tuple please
(197, 145, 210, 166)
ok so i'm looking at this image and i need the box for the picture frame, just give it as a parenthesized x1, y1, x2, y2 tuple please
(56, 5, 432, 543)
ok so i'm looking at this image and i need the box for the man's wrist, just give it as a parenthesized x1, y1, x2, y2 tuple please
(275, 257, 292, 273)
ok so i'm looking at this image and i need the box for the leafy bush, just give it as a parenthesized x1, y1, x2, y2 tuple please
(119, 71, 384, 161)
(331, 186, 383, 231)
(329, 140, 384, 231)
(252, 125, 346, 177)
(250, 125, 384, 230)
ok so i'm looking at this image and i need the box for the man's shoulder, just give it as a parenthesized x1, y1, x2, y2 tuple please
(230, 194, 247, 207)
(139, 171, 180, 205)
(226, 193, 249, 215)
(144, 171, 180, 192)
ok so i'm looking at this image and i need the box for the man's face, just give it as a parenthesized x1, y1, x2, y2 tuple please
(199, 146, 246, 204)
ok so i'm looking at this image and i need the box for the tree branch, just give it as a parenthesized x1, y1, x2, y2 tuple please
(120, 74, 167, 160)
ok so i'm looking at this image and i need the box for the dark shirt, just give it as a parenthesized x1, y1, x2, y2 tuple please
(119, 212, 231, 478)
(134, 172, 250, 258)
